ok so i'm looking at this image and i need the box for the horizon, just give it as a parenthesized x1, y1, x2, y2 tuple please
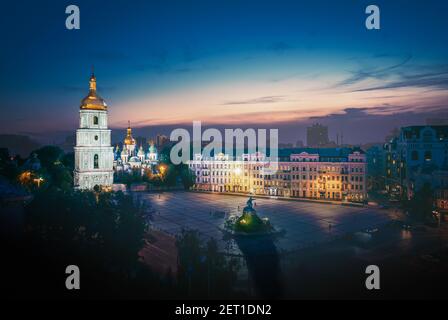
(1, 0, 448, 145)
(2, 1, 448, 302)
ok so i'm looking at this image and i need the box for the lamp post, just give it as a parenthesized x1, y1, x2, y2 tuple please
(33, 177, 44, 188)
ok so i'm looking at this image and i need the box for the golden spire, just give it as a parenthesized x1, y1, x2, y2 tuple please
(127, 121, 132, 135)
(124, 120, 136, 145)
(89, 67, 97, 92)
(80, 69, 107, 110)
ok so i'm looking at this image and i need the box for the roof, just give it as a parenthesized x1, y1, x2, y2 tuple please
(401, 125, 448, 140)
(277, 147, 364, 157)
(194, 147, 364, 161)
(80, 74, 107, 111)
(129, 156, 140, 162)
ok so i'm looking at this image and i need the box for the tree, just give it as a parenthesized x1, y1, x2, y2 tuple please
(20, 189, 152, 298)
(0, 148, 19, 181)
(163, 164, 177, 186)
(62, 152, 75, 171)
(179, 164, 195, 190)
(409, 183, 434, 221)
(34, 146, 64, 168)
(23, 145, 74, 191)
(175, 230, 240, 298)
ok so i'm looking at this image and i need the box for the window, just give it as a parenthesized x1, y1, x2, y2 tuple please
(93, 116, 99, 125)
(411, 150, 419, 161)
(94, 154, 99, 169)
(423, 130, 433, 142)
(424, 151, 432, 161)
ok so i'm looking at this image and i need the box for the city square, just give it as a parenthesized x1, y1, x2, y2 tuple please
(144, 191, 394, 255)
(1, 0, 448, 302)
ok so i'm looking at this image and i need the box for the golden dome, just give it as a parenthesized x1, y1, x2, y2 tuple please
(80, 73, 107, 110)
(124, 121, 136, 145)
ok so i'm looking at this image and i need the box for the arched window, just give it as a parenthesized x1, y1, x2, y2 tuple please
(94, 154, 99, 169)
(424, 151, 432, 161)
(93, 116, 99, 125)
(411, 150, 419, 161)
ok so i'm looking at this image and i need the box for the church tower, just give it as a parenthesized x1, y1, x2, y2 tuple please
(123, 121, 136, 156)
(74, 72, 114, 190)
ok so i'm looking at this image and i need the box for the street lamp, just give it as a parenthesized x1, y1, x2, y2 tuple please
(33, 177, 44, 188)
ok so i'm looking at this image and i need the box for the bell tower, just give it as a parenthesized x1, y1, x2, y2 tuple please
(74, 72, 114, 190)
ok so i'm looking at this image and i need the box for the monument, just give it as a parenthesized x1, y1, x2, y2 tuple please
(225, 197, 273, 235)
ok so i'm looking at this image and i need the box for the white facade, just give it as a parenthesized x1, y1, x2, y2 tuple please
(113, 124, 159, 174)
(74, 75, 114, 190)
(188, 148, 367, 202)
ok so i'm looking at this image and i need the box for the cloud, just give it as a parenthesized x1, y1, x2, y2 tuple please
(269, 72, 302, 83)
(116, 105, 448, 146)
(300, 105, 448, 144)
(310, 104, 448, 121)
(353, 69, 448, 92)
(221, 95, 286, 105)
(337, 54, 413, 87)
(335, 53, 448, 93)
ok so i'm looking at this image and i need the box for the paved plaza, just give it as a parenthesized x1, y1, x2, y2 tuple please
(141, 191, 393, 255)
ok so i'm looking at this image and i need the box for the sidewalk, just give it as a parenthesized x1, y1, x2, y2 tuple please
(189, 190, 365, 207)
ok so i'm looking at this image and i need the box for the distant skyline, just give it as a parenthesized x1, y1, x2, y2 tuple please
(1, 0, 447, 145)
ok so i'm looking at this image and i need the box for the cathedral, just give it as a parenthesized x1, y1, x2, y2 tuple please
(113, 122, 159, 174)
(74, 73, 114, 190)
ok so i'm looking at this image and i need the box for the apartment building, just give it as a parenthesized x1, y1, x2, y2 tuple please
(188, 148, 367, 202)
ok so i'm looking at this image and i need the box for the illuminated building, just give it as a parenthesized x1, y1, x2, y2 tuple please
(122, 121, 136, 158)
(74, 73, 114, 190)
(433, 169, 448, 213)
(113, 122, 159, 173)
(385, 125, 448, 200)
(188, 148, 367, 202)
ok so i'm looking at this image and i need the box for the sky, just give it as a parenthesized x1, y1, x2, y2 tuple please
(0, 0, 447, 144)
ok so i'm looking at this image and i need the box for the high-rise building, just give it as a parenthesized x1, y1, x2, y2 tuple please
(307, 123, 329, 147)
(74, 73, 114, 190)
